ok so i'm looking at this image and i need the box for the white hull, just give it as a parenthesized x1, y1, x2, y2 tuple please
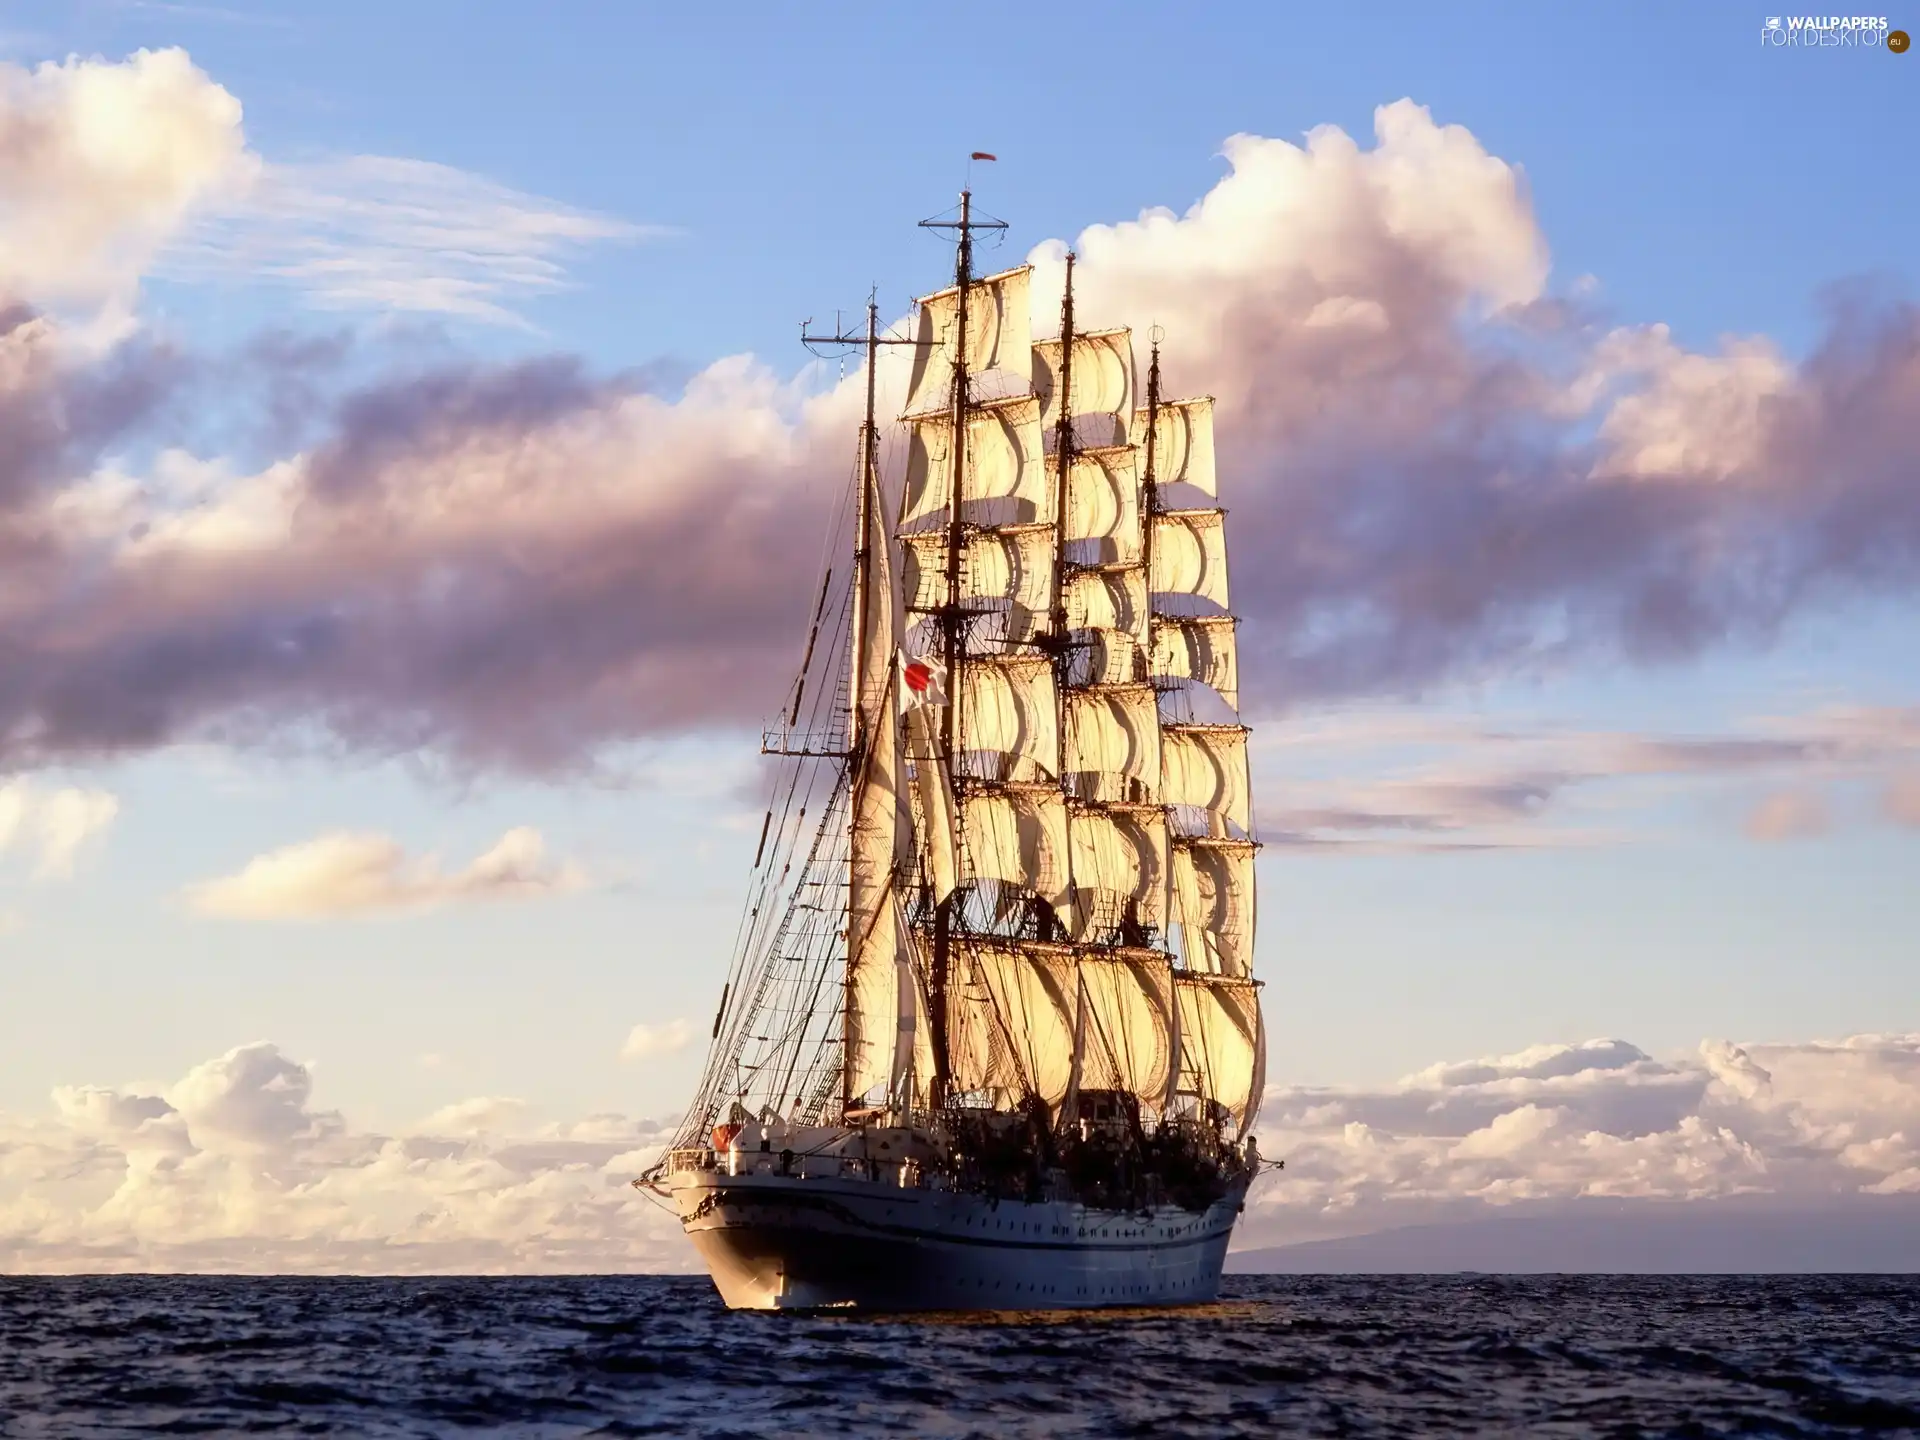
(668, 1165, 1247, 1311)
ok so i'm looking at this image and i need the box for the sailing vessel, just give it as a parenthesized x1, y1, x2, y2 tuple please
(641, 191, 1265, 1311)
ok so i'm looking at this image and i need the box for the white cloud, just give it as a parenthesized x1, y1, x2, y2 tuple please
(0, 48, 648, 334)
(183, 825, 583, 919)
(2, 1032, 1916, 1272)
(417, 1096, 526, 1137)
(0, 780, 118, 879)
(164, 153, 660, 326)
(1240, 1033, 1920, 1252)
(1585, 324, 1795, 482)
(0, 47, 247, 332)
(0, 1041, 683, 1273)
(620, 1019, 692, 1063)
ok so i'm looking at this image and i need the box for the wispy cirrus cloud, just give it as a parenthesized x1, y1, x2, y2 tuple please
(183, 825, 583, 919)
(1, 45, 653, 333)
(165, 155, 665, 326)
(1257, 704, 1920, 851)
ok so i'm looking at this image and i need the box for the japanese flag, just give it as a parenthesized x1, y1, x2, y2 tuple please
(899, 651, 947, 708)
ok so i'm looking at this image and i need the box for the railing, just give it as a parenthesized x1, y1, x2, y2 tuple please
(659, 1142, 933, 1189)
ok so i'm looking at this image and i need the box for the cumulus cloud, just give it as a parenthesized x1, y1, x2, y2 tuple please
(0, 1041, 682, 1273)
(3, 1032, 1916, 1272)
(620, 1019, 692, 1063)
(1239, 1032, 1920, 1253)
(1040, 109, 1919, 706)
(183, 824, 582, 919)
(0, 47, 247, 331)
(0, 780, 117, 878)
(0, 77, 1914, 776)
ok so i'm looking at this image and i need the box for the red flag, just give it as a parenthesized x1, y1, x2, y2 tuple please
(898, 651, 947, 708)
(971, 151, 997, 161)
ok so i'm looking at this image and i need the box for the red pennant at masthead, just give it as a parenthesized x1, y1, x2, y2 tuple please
(970, 152, 997, 161)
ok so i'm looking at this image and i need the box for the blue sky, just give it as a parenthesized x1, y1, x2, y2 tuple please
(0, 3, 1916, 1269)
(21, 0, 1914, 364)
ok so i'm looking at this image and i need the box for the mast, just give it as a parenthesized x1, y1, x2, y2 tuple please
(1140, 338, 1182, 1113)
(1047, 251, 1076, 643)
(840, 296, 882, 1114)
(928, 189, 975, 1111)
(1141, 331, 1161, 644)
(1050, 255, 1080, 1100)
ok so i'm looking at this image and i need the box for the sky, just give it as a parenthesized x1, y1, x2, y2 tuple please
(0, 2, 1916, 1271)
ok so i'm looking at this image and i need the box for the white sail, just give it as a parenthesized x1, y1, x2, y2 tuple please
(1076, 955, 1176, 1107)
(1069, 626, 1142, 689)
(901, 930, 938, 1109)
(903, 266, 1034, 418)
(1131, 397, 1216, 498)
(1161, 725, 1252, 840)
(1065, 564, 1149, 643)
(900, 397, 1050, 533)
(964, 783, 1070, 914)
(959, 653, 1059, 783)
(1065, 446, 1141, 566)
(1065, 684, 1160, 804)
(879, 276, 1262, 1141)
(1034, 328, 1135, 445)
(845, 479, 913, 1108)
(1068, 803, 1168, 940)
(906, 703, 958, 901)
(949, 940, 1078, 1107)
(1150, 509, 1231, 614)
(1172, 838, 1255, 978)
(1151, 615, 1239, 708)
(1174, 975, 1262, 1135)
(901, 523, 1053, 645)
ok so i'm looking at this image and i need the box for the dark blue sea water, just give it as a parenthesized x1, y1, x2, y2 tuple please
(0, 1275, 1915, 1438)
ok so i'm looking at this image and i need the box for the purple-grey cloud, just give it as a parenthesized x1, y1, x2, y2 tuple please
(0, 99, 1915, 776)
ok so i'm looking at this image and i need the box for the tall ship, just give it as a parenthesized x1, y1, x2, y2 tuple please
(641, 190, 1265, 1310)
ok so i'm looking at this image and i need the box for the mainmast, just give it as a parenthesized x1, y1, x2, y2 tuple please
(1047, 251, 1076, 643)
(927, 189, 975, 1111)
(1140, 331, 1161, 663)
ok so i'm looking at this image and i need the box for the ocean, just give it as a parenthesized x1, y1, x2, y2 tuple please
(1, 1274, 1914, 1437)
